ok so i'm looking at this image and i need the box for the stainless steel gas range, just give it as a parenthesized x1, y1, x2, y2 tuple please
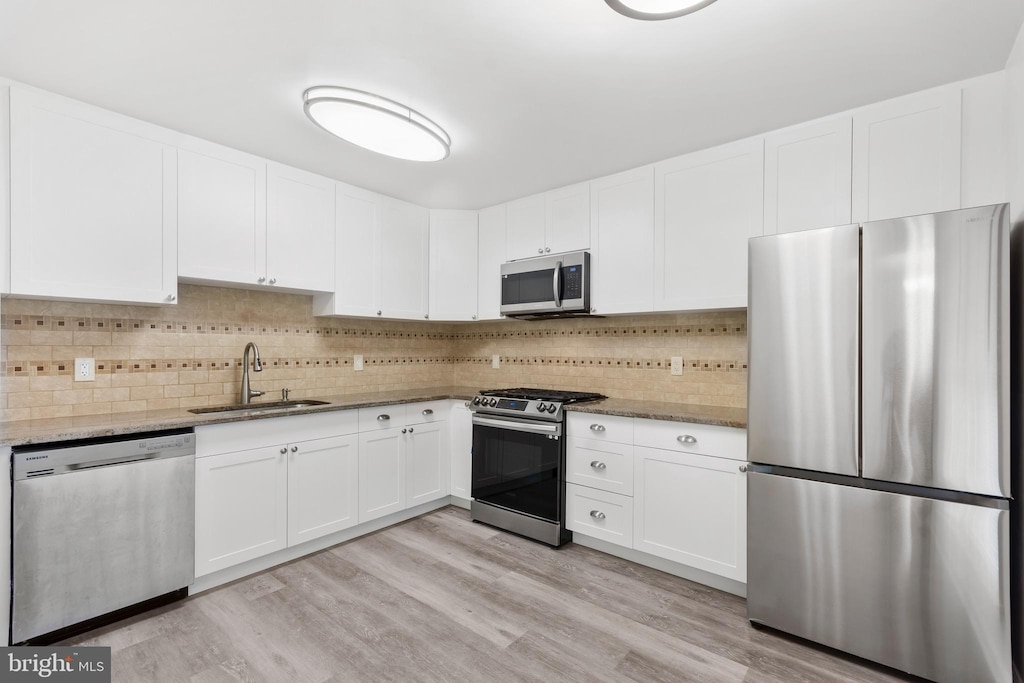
(469, 388, 605, 546)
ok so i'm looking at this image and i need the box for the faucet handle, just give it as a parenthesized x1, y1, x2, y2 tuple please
(251, 389, 265, 398)
(282, 388, 291, 401)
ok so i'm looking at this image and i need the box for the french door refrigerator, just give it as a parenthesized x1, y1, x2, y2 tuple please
(746, 203, 1012, 683)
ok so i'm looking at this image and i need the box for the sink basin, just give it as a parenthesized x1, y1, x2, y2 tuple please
(188, 399, 331, 415)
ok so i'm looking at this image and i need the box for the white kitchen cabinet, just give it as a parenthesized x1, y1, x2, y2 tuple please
(566, 483, 634, 547)
(505, 182, 590, 261)
(313, 182, 383, 318)
(764, 117, 852, 234)
(429, 210, 479, 321)
(0, 86, 10, 294)
(406, 420, 449, 506)
(358, 428, 406, 523)
(654, 138, 763, 311)
(266, 162, 335, 291)
(449, 401, 473, 500)
(477, 204, 507, 320)
(381, 197, 430, 320)
(177, 144, 267, 285)
(566, 437, 634, 497)
(9, 86, 177, 304)
(852, 87, 962, 223)
(195, 445, 288, 577)
(287, 434, 359, 546)
(590, 166, 654, 314)
(633, 445, 747, 582)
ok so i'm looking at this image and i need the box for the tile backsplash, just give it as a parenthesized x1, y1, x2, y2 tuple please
(0, 285, 747, 420)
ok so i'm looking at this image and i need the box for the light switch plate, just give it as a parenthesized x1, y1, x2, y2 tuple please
(75, 357, 95, 381)
(670, 356, 683, 376)
(492, 354, 501, 369)
(353, 354, 364, 371)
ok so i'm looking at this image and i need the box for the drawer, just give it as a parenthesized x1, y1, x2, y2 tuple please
(566, 483, 633, 548)
(405, 401, 450, 424)
(358, 404, 407, 432)
(197, 410, 359, 457)
(633, 418, 746, 461)
(566, 412, 634, 444)
(566, 438, 634, 496)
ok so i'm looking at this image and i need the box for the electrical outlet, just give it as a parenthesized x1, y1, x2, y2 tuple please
(670, 356, 683, 376)
(353, 354, 364, 371)
(75, 357, 95, 382)
(492, 354, 501, 369)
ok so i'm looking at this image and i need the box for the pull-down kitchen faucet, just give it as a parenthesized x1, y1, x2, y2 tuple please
(240, 342, 264, 404)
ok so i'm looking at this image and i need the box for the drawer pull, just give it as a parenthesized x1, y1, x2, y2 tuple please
(402, 428, 407, 434)
(408, 427, 414, 433)
(590, 424, 606, 432)
(739, 464, 747, 473)
(589, 510, 606, 520)
(422, 409, 433, 416)
(279, 447, 287, 454)
(590, 460, 607, 470)
(377, 414, 390, 421)
(677, 434, 698, 445)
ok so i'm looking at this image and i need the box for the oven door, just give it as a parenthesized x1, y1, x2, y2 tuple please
(472, 414, 564, 523)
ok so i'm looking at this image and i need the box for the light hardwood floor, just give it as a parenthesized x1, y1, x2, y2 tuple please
(66, 506, 915, 682)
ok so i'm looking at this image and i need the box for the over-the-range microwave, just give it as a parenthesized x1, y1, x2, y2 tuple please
(500, 250, 591, 320)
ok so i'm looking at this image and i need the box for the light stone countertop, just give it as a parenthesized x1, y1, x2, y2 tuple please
(0, 388, 746, 447)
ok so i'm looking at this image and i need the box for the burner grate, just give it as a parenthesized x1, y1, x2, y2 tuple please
(479, 387, 606, 404)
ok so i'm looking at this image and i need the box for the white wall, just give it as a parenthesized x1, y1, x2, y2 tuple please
(1006, 21, 1024, 227)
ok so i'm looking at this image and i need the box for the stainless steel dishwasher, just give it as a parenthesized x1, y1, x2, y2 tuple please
(11, 429, 195, 644)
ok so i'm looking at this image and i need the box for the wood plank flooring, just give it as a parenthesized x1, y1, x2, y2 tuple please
(65, 507, 916, 682)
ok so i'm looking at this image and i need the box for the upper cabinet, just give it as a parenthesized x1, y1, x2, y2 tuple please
(852, 88, 962, 223)
(654, 138, 764, 312)
(477, 205, 506, 321)
(177, 143, 267, 285)
(505, 182, 590, 260)
(381, 197, 429, 320)
(429, 210, 478, 321)
(764, 117, 853, 234)
(266, 163, 335, 291)
(590, 166, 655, 315)
(321, 182, 383, 318)
(9, 86, 177, 304)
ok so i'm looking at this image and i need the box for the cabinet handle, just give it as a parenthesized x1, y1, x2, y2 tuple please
(739, 465, 747, 473)
(377, 414, 390, 421)
(545, 247, 551, 253)
(424, 314, 429, 319)
(257, 276, 266, 283)
(677, 435, 698, 445)
(589, 424, 606, 432)
(589, 510, 606, 520)
(590, 460, 607, 470)
(472, 315, 477, 320)
(377, 310, 382, 316)
(422, 409, 433, 416)
(402, 428, 408, 434)
(291, 446, 298, 453)
(537, 248, 544, 254)
(408, 427, 414, 433)
(280, 447, 287, 454)
(269, 278, 277, 285)
(166, 294, 176, 302)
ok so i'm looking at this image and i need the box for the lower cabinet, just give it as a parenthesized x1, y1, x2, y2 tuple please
(633, 445, 747, 582)
(566, 483, 633, 547)
(407, 421, 448, 506)
(449, 401, 473, 500)
(358, 428, 406, 523)
(287, 434, 359, 546)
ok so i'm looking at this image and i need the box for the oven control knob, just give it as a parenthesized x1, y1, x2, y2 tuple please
(547, 404, 558, 414)
(472, 396, 481, 405)
(536, 402, 546, 412)
(488, 398, 498, 407)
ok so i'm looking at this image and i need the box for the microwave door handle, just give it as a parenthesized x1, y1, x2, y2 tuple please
(553, 261, 563, 308)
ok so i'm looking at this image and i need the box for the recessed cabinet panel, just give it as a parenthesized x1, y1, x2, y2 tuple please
(407, 421, 448, 506)
(333, 183, 383, 317)
(9, 87, 177, 304)
(358, 428, 406, 522)
(381, 197, 429, 319)
(505, 194, 546, 261)
(287, 434, 359, 546)
(590, 167, 654, 314)
(566, 483, 633, 547)
(477, 205, 507, 320)
(545, 182, 590, 255)
(429, 210, 479, 321)
(266, 163, 335, 291)
(450, 402, 473, 500)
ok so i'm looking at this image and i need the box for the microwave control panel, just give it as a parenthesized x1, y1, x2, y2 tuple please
(562, 265, 583, 299)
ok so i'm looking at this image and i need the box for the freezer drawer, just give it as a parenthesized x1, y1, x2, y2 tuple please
(747, 472, 1010, 683)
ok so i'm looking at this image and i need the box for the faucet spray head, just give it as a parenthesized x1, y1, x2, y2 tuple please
(252, 345, 263, 372)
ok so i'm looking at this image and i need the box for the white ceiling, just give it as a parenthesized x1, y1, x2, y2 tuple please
(1, 0, 1022, 209)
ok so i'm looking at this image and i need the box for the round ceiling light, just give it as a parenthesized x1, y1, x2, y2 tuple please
(604, 0, 718, 20)
(302, 86, 451, 162)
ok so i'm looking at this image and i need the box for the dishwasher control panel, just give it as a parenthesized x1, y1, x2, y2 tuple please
(13, 430, 195, 480)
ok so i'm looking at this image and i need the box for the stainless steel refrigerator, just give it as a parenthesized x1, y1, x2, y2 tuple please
(746, 203, 1012, 683)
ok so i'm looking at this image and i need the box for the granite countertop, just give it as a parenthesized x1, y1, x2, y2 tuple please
(566, 398, 747, 429)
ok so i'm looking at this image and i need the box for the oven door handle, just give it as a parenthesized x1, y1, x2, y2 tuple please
(472, 415, 561, 436)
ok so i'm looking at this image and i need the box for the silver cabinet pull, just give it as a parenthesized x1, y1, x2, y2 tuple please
(408, 427, 414, 433)
(589, 424, 606, 432)
(424, 314, 429, 319)
(589, 510, 606, 520)
(677, 435, 698, 445)
(590, 460, 607, 470)
(377, 310, 382, 316)
(537, 248, 544, 254)
(268, 278, 277, 285)
(471, 315, 477, 320)
(401, 428, 407, 434)
(422, 409, 433, 416)
(377, 414, 390, 421)
(166, 294, 176, 302)
(291, 446, 298, 453)
(280, 447, 287, 454)
(545, 247, 551, 253)
(257, 276, 266, 283)
(739, 465, 748, 473)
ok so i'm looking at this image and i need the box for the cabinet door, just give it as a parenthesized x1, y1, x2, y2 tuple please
(590, 167, 654, 314)
(9, 87, 177, 304)
(477, 204, 507, 320)
(449, 402, 473, 500)
(633, 446, 747, 582)
(545, 182, 590, 254)
(654, 138, 764, 311)
(178, 146, 267, 285)
(852, 87, 962, 222)
(266, 163, 335, 291)
(195, 446, 288, 577)
(407, 420, 449, 506)
(505, 194, 546, 261)
(381, 197, 429, 319)
(429, 210, 479, 321)
(358, 428, 406, 523)
(764, 117, 852, 234)
(287, 434, 359, 546)
(332, 182, 383, 317)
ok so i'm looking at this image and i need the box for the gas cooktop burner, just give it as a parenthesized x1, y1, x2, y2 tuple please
(479, 388, 606, 404)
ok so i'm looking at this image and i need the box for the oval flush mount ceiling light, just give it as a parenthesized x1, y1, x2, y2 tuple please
(303, 86, 451, 162)
(604, 0, 718, 20)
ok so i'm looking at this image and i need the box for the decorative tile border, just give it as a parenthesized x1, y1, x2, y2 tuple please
(450, 323, 745, 341)
(453, 356, 746, 372)
(3, 356, 456, 377)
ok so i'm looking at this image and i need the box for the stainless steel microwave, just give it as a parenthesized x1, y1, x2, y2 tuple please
(500, 250, 590, 319)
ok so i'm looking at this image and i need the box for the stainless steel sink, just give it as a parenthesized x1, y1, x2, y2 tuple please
(188, 399, 331, 415)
